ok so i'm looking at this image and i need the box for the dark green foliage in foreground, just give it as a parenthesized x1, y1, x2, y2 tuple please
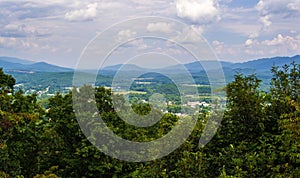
(0, 68, 15, 93)
(0, 62, 300, 177)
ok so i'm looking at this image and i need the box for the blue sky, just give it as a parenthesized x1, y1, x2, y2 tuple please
(0, 0, 300, 68)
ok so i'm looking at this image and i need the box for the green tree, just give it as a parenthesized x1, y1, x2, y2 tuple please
(202, 74, 267, 177)
(0, 68, 15, 93)
(268, 62, 300, 176)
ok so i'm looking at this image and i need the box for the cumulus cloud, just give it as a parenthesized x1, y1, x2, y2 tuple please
(212, 40, 237, 57)
(129, 39, 148, 50)
(256, 0, 300, 29)
(0, 36, 40, 50)
(248, 32, 259, 39)
(176, 0, 220, 24)
(259, 15, 272, 29)
(191, 25, 204, 35)
(212, 40, 224, 53)
(256, 0, 300, 16)
(115, 29, 137, 42)
(65, 3, 98, 21)
(262, 34, 299, 50)
(246, 34, 300, 49)
(213, 33, 300, 61)
(245, 39, 254, 46)
(244, 49, 265, 56)
(0, 37, 16, 48)
(243, 34, 300, 58)
(1, 23, 48, 38)
(172, 25, 204, 44)
(212, 40, 224, 46)
(96, 2, 123, 9)
(4, 24, 20, 31)
(147, 22, 173, 33)
(287, 2, 300, 10)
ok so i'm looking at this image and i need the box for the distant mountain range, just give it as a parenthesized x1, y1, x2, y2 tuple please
(231, 55, 300, 71)
(100, 55, 300, 74)
(0, 57, 73, 73)
(1, 55, 299, 92)
(1, 55, 300, 75)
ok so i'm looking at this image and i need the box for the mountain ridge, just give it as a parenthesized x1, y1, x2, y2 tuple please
(100, 55, 300, 74)
(0, 57, 73, 73)
(1, 55, 299, 74)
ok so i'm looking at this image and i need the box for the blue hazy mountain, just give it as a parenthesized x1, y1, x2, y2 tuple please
(27, 62, 72, 72)
(163, 55, 300, 73)
(101, 64, 146, 71)
(100, 61, 234, 74)
(97, 55, 299, 90)
(231, 55, 300, 72)
(0, 57, 72, 72)
(1, 55, 299, 75)
(99, 64, 148, 76)
(99, 55, 300, 74)
(0, 60, 26, 70)
(2, 55, 299, 92)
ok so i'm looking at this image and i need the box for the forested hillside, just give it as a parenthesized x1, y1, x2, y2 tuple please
(2, 55, 300, 96)
(0, 62, 299, 177)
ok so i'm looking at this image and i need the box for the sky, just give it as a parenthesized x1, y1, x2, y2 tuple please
(0, 0, 300, 68)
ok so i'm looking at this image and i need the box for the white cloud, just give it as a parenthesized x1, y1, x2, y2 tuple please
(147, 22, 173, 33)
(287, 2, 300, 10)
(96, 2, 124, 10)
(259, 15, 272, 29)
(212, 40, 223, 46)
(262, 34, 299, 50)
(176, 0, 220, 24)
(4, 24, 20, 31)
(245, 39, 254, 46)
(0, 37, 40, 50)
(191, 25, 204, 35)
(65, 3, 98, 21)
(115, 29, 137, 42)
(0, 37, 16, 48)
(3, 24, 40, 37)
(212, 40, 224, 54)
(244, 49, 264, 56)
(212, 33, 300, 62)
(172, 26, 203, 43)
(242, 34, 300, 59)
(249, 32, 259, 39)
(256, 0, 300, 29)
(130, 39, 148, 50)
(212, 40, 237, 57)
(1, 0, 299, 67)
(290, 30, 297, 34)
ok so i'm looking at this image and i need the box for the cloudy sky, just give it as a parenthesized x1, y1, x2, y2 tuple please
(0, 0, 300, 68)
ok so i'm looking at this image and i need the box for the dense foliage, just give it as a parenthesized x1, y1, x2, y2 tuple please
(0, 62, 299, 177)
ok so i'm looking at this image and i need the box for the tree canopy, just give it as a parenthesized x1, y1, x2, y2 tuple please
(0, 62, 299, 177)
